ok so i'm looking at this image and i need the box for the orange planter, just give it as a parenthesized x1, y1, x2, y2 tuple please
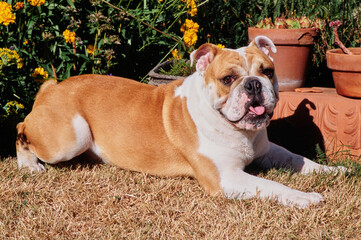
(248, 27, 318, 91)
(326, 48, 361, 98)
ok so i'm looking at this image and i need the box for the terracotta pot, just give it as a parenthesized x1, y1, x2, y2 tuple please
(326, 48, 361, 98)
(148, 60, 184, 86)
(248, 27, 318, 91)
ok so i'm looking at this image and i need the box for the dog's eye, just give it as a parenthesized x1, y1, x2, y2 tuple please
(262, 68, 274, 79)
(221, 75, 236, 86)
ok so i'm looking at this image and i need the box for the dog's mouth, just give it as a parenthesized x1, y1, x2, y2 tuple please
(227, 99, 273, 130)
(247, 101, 266, 117)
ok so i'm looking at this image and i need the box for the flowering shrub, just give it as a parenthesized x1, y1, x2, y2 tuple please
(0, 0, 197, 156)
(0, 0, 185, 111)
(0, 0, 360, 157)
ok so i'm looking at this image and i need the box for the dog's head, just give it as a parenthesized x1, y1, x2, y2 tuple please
(190, 36, 278, 131)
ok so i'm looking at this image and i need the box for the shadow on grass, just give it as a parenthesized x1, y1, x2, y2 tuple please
(48, 150, 104, 171)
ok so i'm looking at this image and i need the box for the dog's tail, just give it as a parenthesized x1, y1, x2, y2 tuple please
(16, 122, 27, 151)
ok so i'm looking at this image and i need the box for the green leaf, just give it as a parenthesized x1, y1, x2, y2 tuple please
(66, 0, 76, 8)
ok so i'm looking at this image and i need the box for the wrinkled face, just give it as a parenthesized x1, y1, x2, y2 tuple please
(194, 40, 279, 131)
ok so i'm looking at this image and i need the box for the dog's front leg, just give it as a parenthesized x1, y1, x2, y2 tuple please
(254, 142, 347, 174)
(220, 167, 324, 208)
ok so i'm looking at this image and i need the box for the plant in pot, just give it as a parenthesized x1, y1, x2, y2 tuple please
(326, 21, 361, 98)
(147, 49, 196, 86)
(248, 17, 325, 91)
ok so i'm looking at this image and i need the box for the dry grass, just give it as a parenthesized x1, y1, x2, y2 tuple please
(0, 156, 360, 239)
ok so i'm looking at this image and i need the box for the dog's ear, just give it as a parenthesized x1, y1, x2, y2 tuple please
(190, 43, 219, 73)
(250, 36, 277, 61)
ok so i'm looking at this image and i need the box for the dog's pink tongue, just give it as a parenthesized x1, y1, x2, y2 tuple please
(249, 106, 265, 115)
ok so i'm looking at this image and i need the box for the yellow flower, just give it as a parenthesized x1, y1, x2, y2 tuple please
(217, 44, 225, 49)
(171, 49, 182, 60)
(63, 29, 76, 44)
(3, 101, 24, 115)
(27, 0, 46, 7)
(180, 19, 199, 33)
(0, 2, 16, 26)
(183, 30, 198, 47)
(180, 19, 199, 47)
(182, 0, 197, 16)
(23, 39, 29, 45)
(86, 45, 96, 55)
(14, 2, 25, 10)
(187, 0, 197, 17)
(0, 48, 23, 69)
(32, 67, 49, 81)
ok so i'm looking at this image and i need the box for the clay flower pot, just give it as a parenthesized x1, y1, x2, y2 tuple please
(326, 48, 361, 98)
(248, 27, 318, 91)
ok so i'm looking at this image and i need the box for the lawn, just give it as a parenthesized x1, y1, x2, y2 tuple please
(0, 156, 360, 239)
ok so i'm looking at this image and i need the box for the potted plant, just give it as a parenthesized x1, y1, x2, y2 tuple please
(148, 57, 195, 86)
(248, 17, 324, 91)
(326, 21, 361, 98)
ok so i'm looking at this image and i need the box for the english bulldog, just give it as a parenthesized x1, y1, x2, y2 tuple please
(16, 36, 345, 208)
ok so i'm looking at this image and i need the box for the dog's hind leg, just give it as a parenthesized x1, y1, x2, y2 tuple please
(16, 122, 46, 172)
(16, 113, 93, 172)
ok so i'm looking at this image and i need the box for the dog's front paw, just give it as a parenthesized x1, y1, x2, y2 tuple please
(335, 165, 349, 173)
(323, 165, 349, 175)
(280, 191, 324, 209)
(302, 164, 349, 175)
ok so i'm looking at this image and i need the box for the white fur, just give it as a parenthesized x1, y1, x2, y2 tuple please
(91, 142, 108, 164)
(17, 146, 46, 172)
(46, 114, 92, 164)
(73, 114, 92, 153)
(70, 115, 109, 164)
(175, 48, 346, 208)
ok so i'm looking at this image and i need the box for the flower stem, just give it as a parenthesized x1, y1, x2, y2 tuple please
(101, 0, 178, 42)
(330, 21, 353, 55)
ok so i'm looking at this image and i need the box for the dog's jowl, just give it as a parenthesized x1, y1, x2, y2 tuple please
(16, 36, 346, 208)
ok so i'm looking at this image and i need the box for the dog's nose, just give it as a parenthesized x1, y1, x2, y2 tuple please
(245, 79, 262, 95)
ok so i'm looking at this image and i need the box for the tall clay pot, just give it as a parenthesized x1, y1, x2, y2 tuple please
(326, 48, 361, 98)
(248, 27, 318, 91)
